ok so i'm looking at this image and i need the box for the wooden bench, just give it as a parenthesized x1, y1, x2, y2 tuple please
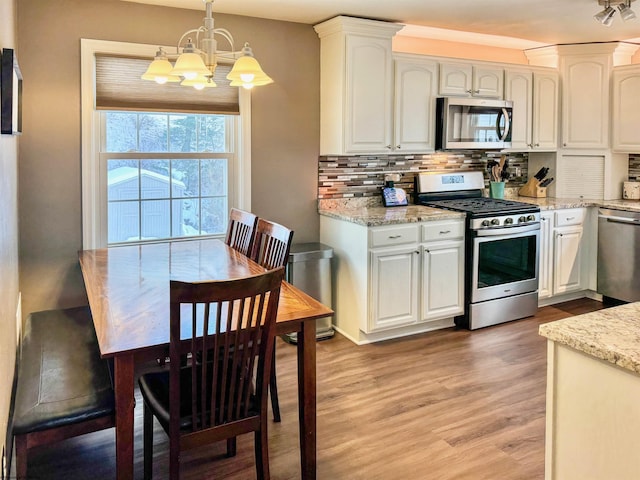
(12, 307, 115, 477)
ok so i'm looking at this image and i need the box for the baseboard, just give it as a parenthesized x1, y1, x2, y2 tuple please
(537, 290, 600, 308)
(4, 292, 22, 480)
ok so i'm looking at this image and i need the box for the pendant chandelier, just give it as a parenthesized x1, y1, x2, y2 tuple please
(141, 0, 273, 90)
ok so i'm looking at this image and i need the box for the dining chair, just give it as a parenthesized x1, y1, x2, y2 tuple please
(250, 218, 294, 422)
(138, 267, 286, 480)
(225, 208, 259, 256)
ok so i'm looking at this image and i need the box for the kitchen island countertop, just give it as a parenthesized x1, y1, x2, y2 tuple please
(539, 302, 640, 374)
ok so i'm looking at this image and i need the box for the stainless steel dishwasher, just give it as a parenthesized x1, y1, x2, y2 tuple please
(597, 208, 640, 302)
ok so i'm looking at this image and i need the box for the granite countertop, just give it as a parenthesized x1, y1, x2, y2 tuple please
(539, 303, 640, 375)
(319, 196, 640, 226)
(319, 204, 465, 227)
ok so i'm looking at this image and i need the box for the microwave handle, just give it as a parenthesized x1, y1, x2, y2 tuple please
(496, 108, 510, 141)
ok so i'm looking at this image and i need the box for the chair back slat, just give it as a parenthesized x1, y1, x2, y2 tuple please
(225, 208, 258, 256)
(250, 219, 294, 270)
(169, 267, 284, 437)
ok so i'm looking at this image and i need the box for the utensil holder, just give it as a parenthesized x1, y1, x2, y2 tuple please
(489, 181, 505, 199)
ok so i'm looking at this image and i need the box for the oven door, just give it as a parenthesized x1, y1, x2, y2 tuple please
(470, 224, 540, 303)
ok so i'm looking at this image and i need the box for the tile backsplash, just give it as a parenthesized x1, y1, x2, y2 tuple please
(629, 154, 640, 181)
(318, 151, 529, 199)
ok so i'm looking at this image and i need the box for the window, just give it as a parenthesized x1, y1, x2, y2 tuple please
(102, 112, 235, 244)
(81, 39, 252, 249)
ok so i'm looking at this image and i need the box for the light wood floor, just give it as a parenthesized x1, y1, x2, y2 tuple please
(21, 298, 604, 480)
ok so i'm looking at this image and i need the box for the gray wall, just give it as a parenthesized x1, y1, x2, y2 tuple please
(17, 0, 320, 317)
(0, 0, 20, 467)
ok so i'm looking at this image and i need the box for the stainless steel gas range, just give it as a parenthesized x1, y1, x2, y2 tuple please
(415, 171, 540, 330)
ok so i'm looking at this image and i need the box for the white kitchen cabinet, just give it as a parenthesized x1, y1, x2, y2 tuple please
(554, 226, 583, 295)
(314, 16, 402, 155)
(538, 208, 586, 301)
(320, 215, 464, 344)
(532, 71, 559, 150)
(538, 211, 554, 299)
(439, 62, 503, 98)
(369, 244, 420, 331)
(560, 53, 610, 149)
(420, 239, 464, 321)
(393, 55, 439, 152)
(504, 68, 558, 152)
(612, 65, 640, 152)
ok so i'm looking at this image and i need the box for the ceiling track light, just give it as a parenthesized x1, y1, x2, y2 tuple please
(141, 0, 273, 90)
(594, 0, 637, 25)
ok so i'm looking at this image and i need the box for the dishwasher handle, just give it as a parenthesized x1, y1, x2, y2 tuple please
(600, 214, 640, 225)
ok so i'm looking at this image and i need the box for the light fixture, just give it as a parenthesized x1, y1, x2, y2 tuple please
(594, 0, 637, 25)
(618, 0, 637, 20)
(141, 0, 272, 90)
(594, 1, 617, 25)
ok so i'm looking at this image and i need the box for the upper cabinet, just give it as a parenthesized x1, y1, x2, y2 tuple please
(439, 62, 503, 98)
(612, 65, 640, 152)
(393, 55, 439, 153)
(314, 16, 402, 155)
(560, 53, 611, 149)
(505, 67, 559, 151)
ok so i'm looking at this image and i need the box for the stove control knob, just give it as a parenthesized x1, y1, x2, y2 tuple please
(491, 218, 500, 226)
(481, 220, 490, 227)
(518, 216, 527, 223)
(504, 217, 514, 225)
(527, 214, 536, 222)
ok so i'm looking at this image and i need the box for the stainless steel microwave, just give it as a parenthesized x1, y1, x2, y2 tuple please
(435, 97, 513, 150)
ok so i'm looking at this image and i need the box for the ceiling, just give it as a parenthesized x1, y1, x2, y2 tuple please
(121, 0, 640, 47)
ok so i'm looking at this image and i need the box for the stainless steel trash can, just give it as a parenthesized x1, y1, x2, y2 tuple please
(284, 242, 334, 343)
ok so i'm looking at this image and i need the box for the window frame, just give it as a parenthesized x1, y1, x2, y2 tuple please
(81, 39, 252, 249)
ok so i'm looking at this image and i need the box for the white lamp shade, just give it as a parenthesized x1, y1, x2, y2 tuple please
(170, 52, 211, 80)
(180, 75, 217, 89)
(141, 58, 181, 83)
(227, 55, 273, 88)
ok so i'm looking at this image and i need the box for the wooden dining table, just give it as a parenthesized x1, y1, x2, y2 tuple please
(78, 238, 333, 480)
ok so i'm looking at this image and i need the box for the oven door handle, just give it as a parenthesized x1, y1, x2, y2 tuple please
(474, 223, 540, 237)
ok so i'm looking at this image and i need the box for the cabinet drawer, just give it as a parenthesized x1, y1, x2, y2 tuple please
(369, 224, 419, 247)
(555, 208, 584, 227)
(421, 221, 464, 242)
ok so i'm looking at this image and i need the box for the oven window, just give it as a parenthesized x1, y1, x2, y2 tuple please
(477, 235, 536, 288)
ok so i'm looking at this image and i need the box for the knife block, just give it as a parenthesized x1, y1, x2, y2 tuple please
(518, 178, 547, 198)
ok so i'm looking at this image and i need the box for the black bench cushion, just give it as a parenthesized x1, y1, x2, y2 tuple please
(12, 306, 115, 435)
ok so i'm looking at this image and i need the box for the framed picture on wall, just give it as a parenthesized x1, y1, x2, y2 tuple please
(1, 48, 23, 135)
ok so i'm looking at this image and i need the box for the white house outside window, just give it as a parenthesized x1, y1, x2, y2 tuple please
(102, 112, 234, 244)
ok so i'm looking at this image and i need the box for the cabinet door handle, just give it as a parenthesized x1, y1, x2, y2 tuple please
(388, 235, 402, 239)
(439, 230, 451, 235)
(385, 145, 392, 149)
(416, 250, 421, 254)
(565, 217, 575, 221)
(396, 145, 401, 149)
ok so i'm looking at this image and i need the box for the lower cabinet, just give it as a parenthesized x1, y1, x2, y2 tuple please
(420, 239, 464, 321)
(538, 208, 586, 300)
(320, 215, 465, 344)
(369, 244, 420, 331)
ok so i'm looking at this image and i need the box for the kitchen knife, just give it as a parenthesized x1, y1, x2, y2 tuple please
(540, 177, 554, 187)
(534, 167, 546, 180)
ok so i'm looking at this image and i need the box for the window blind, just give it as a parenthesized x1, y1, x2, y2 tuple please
(95, 54, 240, 115)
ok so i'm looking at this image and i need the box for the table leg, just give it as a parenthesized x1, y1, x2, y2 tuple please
(297, 319, 317, 479)
(114, 354, 135, 480)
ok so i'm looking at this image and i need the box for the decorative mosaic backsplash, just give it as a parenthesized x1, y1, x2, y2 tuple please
(629, 154, 640, 181)
(318, 151, 529, 199)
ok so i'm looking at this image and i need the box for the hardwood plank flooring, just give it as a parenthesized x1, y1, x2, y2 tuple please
(19, 298, 604, 479)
